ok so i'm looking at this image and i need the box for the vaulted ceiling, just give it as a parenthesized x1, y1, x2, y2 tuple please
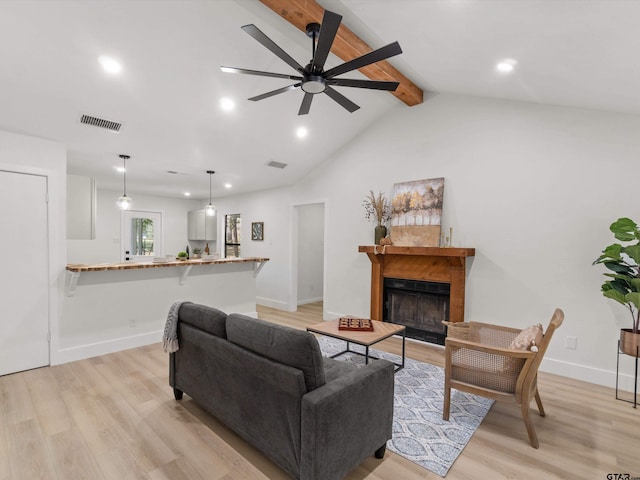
(0, 1, 638, 200)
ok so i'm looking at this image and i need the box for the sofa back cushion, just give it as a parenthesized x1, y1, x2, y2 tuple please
(226, 314, 326, 392)
(178, 302, 227, 338)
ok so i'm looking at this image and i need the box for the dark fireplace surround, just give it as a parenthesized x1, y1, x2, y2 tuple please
(359, 246, 475, 345)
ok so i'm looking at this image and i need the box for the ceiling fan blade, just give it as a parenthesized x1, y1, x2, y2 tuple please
(328, 78, 399, 91)
(324, 41, 402, 79)
(220, 66, 302, 81)
(311, 10, 342, 73)
(298, 93, 313, 115)
(241, 24, 305, 74)
(324, 86, 360, 113)
(248, 83, 301, 102)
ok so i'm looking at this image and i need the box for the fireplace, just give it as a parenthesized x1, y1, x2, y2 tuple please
(384, 278, 450, 345)
(359, 245, 475, 345)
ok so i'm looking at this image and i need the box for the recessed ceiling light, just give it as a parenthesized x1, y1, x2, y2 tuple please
(98, 55, 122, 74)
(296, 126, 308, 139)
(115, 166, 126, 173)
(224, 183, 232, 189)
(496, 59, 517, 73)
(220, 97, 235, 111)
(184, 192, 191, 197)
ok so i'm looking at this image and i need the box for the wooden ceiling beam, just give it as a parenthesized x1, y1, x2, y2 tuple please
(257, 0, 423, 107)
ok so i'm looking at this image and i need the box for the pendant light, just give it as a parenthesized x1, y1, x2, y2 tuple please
(205, 170, 216, 216)
(117, 154, 132, 210)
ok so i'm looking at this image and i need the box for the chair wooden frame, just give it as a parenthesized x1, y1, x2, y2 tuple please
(443, 308, 564, 448)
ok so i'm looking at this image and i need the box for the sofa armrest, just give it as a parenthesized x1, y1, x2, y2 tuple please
(300, 359, 394, 480)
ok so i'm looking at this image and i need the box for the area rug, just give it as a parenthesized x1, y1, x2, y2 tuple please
(316, 336, 494, 477)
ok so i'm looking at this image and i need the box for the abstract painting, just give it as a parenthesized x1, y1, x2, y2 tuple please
(390, 177, 444, 246)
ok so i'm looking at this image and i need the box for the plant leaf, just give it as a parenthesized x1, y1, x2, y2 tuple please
(603, 261, 633, 275)
(605, 277, 632, 295)
(623, 244, 640, 264)
(594, 243, 623, 265)
(611, 217, 639, 242)
(603, 287, 628, 305)
(625, 292, 640, 309)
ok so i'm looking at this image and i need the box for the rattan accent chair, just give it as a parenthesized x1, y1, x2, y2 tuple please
(442, 308, 564, 448)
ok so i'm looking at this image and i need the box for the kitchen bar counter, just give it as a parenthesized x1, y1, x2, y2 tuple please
(66, 256, 269, 272)
(59, 256, 269, 365)
(65, 257, 269, 295)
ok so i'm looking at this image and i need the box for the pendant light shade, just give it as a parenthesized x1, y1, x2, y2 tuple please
(205, 170, 216, 216)
(118, 154, 132, 210)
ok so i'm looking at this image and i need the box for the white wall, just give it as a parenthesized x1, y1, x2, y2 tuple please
(223, 93, 640, 390)
(67, 187, 203, 264)
(214, 187, 294, 310)
(0, 130, 67, 367)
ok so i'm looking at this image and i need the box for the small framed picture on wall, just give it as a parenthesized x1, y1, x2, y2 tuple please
(251, 222, 264, 241)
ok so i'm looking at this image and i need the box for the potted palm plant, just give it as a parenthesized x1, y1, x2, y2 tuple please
(593, 217, 640, 356)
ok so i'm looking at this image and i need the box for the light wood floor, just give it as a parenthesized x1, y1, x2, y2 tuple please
(1, 302, 638, 479)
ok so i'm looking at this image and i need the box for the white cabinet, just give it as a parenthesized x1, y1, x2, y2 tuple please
(188, 209, 216, 241)
(67, 174, 96, 239)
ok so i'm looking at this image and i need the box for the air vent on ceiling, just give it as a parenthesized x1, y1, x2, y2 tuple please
(79, 114, 122, 133)
(267, 160, 287, 169)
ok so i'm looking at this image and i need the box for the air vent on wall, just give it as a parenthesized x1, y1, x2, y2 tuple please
(79, 114, 122, 133)
(267, 160, 287, 169)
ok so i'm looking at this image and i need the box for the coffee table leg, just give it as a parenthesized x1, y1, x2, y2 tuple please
(401, 328, 406, 370)
(365, 346, 370, 364)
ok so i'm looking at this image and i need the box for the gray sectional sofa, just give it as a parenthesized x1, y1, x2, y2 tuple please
(169, 302, 395, 480)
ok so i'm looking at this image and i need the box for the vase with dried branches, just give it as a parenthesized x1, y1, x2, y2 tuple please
(363, 190, 391, 244)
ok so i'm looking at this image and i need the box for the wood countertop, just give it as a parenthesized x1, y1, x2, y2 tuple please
(66, 257, 269, 272)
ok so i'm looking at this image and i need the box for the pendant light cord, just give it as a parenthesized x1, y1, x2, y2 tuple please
(123, 156, 127, 196)
(206, 170, 215, 206)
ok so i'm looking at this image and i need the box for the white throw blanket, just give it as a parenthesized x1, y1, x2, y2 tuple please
(162, 300, 184, 353)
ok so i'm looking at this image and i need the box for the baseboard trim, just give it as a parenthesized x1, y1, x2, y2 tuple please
(297, 297, 323, 305)
(541, 356, 637, 392)
(256, 297, 295, 311)
(53, 330, 163, 365)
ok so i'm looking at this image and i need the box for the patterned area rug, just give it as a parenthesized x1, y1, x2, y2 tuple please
(317, 336, 494, 477)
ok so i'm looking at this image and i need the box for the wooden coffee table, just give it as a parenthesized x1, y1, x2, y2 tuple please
(307, 319, 406, 372)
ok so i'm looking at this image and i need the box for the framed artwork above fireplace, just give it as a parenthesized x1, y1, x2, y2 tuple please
(390, 177, 444, 247)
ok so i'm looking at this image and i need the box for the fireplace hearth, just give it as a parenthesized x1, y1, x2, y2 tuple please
(359, 245, 475, 345)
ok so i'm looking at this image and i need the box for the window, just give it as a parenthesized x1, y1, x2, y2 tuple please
(225, 213, 241, 258)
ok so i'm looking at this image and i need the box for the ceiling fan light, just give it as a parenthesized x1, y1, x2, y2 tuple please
(301, 76, 326, 94)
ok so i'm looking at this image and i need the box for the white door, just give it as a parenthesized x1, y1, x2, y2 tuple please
(0, 170, 49, 376)
(122, 210, 163, 261)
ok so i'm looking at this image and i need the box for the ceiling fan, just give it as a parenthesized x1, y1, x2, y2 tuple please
(220, 9, 403, 115)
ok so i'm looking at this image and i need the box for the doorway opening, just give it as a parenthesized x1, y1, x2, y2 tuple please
(292, 203, 325, 311)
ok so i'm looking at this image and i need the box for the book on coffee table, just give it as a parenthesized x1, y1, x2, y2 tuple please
(338, 317, 374, 331)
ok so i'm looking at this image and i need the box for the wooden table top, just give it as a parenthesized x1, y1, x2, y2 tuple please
(307, 319, 405, 346)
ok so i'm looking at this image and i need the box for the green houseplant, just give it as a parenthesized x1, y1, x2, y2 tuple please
(176, 251, 188, 261)
(593, 217, 640, 356)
